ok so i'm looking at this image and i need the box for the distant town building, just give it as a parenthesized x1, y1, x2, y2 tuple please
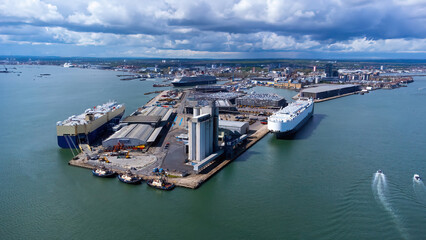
(284, 67, 292, 75)
(274, 81, 304, 90)
(325, 63, 333, 78)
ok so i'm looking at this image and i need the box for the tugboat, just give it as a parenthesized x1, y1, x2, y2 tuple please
(147, 168, 175, 190)
(147, 178, 175, 190)
(117, 170, 142, 184)
(92, 166, 116, 178)
(413, 174, 422, 182)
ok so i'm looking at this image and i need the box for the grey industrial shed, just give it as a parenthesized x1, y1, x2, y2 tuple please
(301, 84, 360, 100)
(102, 124, 155, 148)
(219, 120, 249, 135)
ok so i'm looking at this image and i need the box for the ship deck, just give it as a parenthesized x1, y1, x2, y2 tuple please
(58, 101, 123, 126)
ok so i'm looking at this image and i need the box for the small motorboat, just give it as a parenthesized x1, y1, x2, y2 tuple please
(147, 178, 175, 190)
(377, 169, 383, 174)
(117, 170, 142, 184)
(92, 166, 116, 178)
(413, 174, 422, 182)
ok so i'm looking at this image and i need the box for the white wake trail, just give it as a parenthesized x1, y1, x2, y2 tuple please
(413, 179, 426, 203)
(372, 173, 409, 240)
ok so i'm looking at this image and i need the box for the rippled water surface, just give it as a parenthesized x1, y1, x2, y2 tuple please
(0, 65, 425, 239)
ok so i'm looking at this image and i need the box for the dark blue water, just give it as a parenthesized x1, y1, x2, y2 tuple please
(0, 65, 425, 239)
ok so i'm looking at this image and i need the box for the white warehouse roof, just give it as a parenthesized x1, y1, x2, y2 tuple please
(219, 120, 248, 128)
(102, 124, 154, 147)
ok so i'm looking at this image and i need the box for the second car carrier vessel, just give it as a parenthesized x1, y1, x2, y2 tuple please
(56, 101, 125, 148)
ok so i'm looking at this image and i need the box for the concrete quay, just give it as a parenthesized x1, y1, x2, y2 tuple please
(68, 124, 270, 189)
(166, 125, 270, 189)
(293, 90, 360, 102)
(67, 88, 272, 190)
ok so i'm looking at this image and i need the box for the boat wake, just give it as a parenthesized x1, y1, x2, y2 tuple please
(372, 172, 409, 240)
(413, 178, 426, 204)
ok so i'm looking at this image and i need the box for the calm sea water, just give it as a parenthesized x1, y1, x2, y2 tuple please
(0, 65, 425, 239)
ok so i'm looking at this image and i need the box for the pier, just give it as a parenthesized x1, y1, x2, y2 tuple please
(70, 126, 270, 189)
(164, 125, 269, 189)
(68, 89, 272, 189)
(69, 125, 270, 189)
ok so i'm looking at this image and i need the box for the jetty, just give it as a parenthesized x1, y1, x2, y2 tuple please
(69, 125, 269, 189)
(67, 88, 274, 189)
(167, 125, 269, 188)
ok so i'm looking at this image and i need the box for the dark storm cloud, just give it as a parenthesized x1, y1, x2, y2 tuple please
(168, 0, 426, 41)
(0, 0, 425, 57)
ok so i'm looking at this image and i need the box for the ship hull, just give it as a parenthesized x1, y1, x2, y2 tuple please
(57, 111, 124, 148)
(172, 80, 216, 87)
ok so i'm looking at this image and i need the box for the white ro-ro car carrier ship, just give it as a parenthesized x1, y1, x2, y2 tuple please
(268, 98, 314, 138)
(56, 101, 125, 148)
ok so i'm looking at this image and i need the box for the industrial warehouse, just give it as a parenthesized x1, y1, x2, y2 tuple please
(300, 84, 360, 101)
(219, 120, 249, 135)
(236, 93, 287, 108)
(102, 106, 173, 148)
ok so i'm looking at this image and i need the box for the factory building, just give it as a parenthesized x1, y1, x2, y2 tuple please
(215, 99, 238, 113)
(236, 93, 286, 108)
(102, 106, 173, 148)
(122, 106, 173, 127)
(102, 124, 157, 148)
(219, 120, 249, 135)
(301, 84, 360, 100)
(188, 103, 219, 162)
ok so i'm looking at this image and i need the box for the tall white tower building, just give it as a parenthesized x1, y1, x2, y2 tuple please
(188, 102, 219, 161)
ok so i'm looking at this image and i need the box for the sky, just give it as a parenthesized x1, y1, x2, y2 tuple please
(0, 0, 425, 59)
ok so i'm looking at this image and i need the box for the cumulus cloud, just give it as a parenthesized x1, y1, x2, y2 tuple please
(324, 37, 426, 53)
(0, 0, 425, 57)
(0, 0, 63, 23)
